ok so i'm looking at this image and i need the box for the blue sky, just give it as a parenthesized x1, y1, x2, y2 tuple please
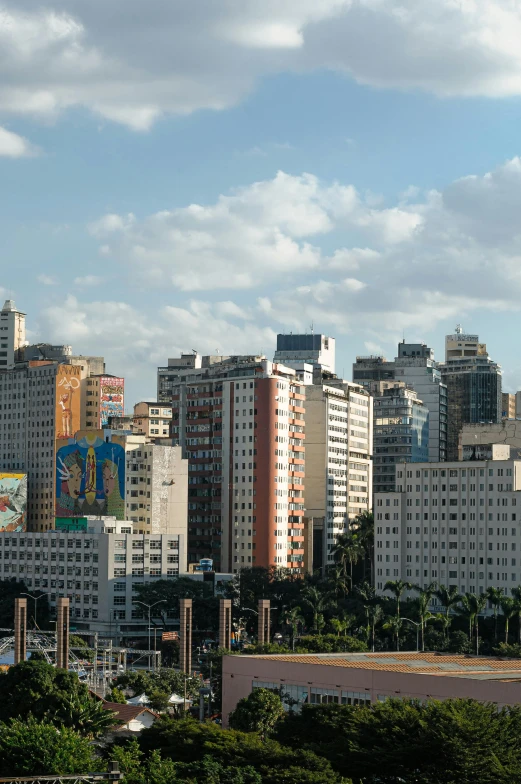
(3, 1, 521, 404)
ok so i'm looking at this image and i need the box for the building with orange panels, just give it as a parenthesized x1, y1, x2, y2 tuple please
(222, 651, 521, 723)
(158, 354, 305, 573)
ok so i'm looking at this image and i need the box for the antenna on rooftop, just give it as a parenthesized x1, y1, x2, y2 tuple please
(310, 322, 314, 335)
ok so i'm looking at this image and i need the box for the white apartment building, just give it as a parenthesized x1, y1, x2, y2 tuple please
(0, 517, 186, 638)
(0, 300, 26, 369)
(133, 401, 172, 437)
(305, 381, 372, 569)
(374, 445, 521, 600)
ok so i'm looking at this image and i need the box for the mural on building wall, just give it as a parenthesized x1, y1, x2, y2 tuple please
(99, 376, 125, 427)
(55, 365, 82, 440)
(0, 473, 27, 532)
(56, 432, 125, 518)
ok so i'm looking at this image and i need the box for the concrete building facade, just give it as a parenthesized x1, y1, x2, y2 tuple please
(303, 381, 372, 571)
(502, 393, 516, 420)
(133, 401, 172, 438)
(0, 300, 26, 369)
(274, 333, 336, 375)
(157, 355, 305, 574)
(374, 447, 521, 599)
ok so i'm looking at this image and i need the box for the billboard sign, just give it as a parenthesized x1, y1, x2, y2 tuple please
(0, 473, 27, 532)
(99, 376, 124, 427)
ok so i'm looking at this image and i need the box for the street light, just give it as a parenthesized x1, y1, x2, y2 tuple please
(402, 618, 420, 652)
(21, 592, 47, 630)
(133, 600, 166, 669)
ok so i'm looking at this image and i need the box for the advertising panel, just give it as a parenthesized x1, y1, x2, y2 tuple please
(99, 376, 124, 427)
(0, 473, 27, 532)
(56, 432, 125, 518)
(55, 365, 82, 440)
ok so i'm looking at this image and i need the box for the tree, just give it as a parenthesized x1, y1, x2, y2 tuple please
(0, 579, 50, 630)
(301, 586, 331, 632)
(106, 686, 127, 704)
(282, 606, 304, 649)
(350, 510, 375, 582)
(457, 593, 488, 654)
(367, 604, 384, 652)
(115, 668, 200, 702)
(487, 586, 505, 642)
(228, 688, 285, 737)
(500, 596, 517, 644)
(384, 579, 412, 620)
(383, 615, 403, 651)
(0, 716, 95, 777)
(413, 582, 437, 651)
(331, 533, 363, 586)
(435, 585, 461, 640)
(354, 581, 377, 644)
(511, 586, 521, 645)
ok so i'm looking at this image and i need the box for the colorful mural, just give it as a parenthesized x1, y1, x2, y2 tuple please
(55, 365, 82, 440)
(99, 376, 124, 427)
(56, 432, 125, 519)
(0, 473, 27, 532)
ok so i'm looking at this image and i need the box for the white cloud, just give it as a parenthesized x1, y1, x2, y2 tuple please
(0, 126, 38, 157)
(37, 274, 56, 285)
(2, 1, 521, 130)
(74, 275, 102, 287)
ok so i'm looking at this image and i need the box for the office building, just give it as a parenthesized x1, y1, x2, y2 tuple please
(373, 445, 520, 598)
(304, 381, 372, 571)
(0, 516, 186, 639)
(222, 651, 521, 723)
(439, 327, 502, 460)
(353, 341, 447, 462)
(274, 333, 335, 375)
(372, 383, 429, 494)
(85, 375, 125, 429)
(459, 422, 521, 459)
(157, 354, 305, 574)
(502, 393, 516, 420)
(0, 300, 26, 368)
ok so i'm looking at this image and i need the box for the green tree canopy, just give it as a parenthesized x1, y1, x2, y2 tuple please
(228, 688, 285, 736)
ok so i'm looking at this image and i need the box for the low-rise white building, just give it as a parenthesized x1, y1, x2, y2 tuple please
(374, 445, 521, 600)
(0, 516, 186, 639)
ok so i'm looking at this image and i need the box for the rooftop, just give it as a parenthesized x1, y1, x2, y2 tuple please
(248, 651, 521, 681)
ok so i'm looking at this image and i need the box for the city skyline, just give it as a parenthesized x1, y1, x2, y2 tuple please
(4, 2, 521, 403)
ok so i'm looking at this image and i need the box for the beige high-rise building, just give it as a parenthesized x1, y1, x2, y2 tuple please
(502, 393, 516, 420)
(133, 401, 172, 438)
(0, 300, 26, 369)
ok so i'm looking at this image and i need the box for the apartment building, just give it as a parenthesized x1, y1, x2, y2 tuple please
(502, 393, 516, 420)
(374, 445, 521, 600)
(157, 354, 305, 574)
(133, 401, 172, 437)
(0, 300, 25, 368)
(0, 517, 185, 638)
(84, 375, 125, 429)
(274, 333, 336, 375)
(304, 381, 372, 571)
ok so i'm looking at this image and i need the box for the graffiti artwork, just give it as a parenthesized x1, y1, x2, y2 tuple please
(0, 473, 27, 532)
(99, 376, 124, 427)
(55, 365, 82, 440)
(56, 433, 125, 518)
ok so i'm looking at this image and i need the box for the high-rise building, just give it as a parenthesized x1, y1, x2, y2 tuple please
(158, 354, 305, 574)
(84, 375, 125, 429)
(303, 381, 372, 571)
(372, 383, 429, 493)
(274, 333, 335, 375)
(133, 401, 172, 438)
(374, 445, 518, 600)
(439, 327, 502, 460)
(353, 341, 447, 462)
(0, 300, 26, 368)
(502, 393, 516, 420)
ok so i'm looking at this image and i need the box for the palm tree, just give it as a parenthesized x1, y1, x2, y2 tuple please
(486, 587, 505, 642)
(384, 579, 412, 620)
(354, 581, 377, 644)
(435, 585, 461, 641)
(367, 604, 384, 652)
(302, 586, 331, 632)
(413, 582, 438, 652)
(330, 617, 349, 637)
(500, 597, 517, 644)
(383, 615, 403, 652)
(327, 563, 350, 599)
(331, 533, 364, 586)
(282, 606, 304, 650)
(350, 510, 375, 582)
(511, 586, 521, 645)
(457, 592, 487, 654)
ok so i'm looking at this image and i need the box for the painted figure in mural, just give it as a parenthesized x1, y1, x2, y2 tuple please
(0, 474, 27, 532)
(58, 392, 72, 437)
(56, 451, 84, 516)
(56, 434, 125, 519)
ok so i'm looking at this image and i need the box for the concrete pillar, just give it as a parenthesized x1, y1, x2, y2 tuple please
(258, 599, 270, 645)
(179, 598, 192, 674)
(56, 597, 70, 670)
(219, 599, 232, 650)
(14, 598, 27, 665)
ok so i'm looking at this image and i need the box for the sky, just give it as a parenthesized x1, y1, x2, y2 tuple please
(3, 0, 521, 405)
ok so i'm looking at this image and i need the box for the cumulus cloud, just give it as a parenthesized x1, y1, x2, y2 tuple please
(1, 1, 521, 130)
(0, 125, 38, 157)
(37, 274, 56, 285)
(73, 275, 102, 287)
